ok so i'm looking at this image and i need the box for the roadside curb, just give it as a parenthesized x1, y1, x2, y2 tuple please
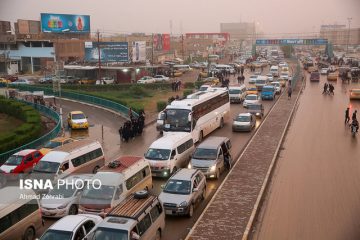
(56, 97, 157, 127)
(241, 70, 304, 240)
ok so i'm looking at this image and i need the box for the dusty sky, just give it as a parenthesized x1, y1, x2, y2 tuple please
(0, 0, 359, 36)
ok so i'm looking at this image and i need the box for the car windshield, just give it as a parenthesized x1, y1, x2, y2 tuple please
(40, 230, 72, 240)
(82, 185, 115, 200)
(72, 113, 86, 120)
(33, 161, 59, 173)
(248, 104, 262, 110)
(5, 155, 23, 165)
(250, 76, 257, 79)
(246, 95, 257, 100)
(229, 89, 241, 94)
(256, 80, 266, 84)
(199, 86, 209, 91)
(247, 87, 257, 91)
(145, 148, 171, 160)
(193, 148, 217, 160)
(93, 228, 128, 240)
(263, 87, 274, 92)
(164, 109, 191, 132)
(44, 141, 62, 149)
(164, 180, 191, 195)
(236, 116, 250, 122)
(47, 184, 77, 198)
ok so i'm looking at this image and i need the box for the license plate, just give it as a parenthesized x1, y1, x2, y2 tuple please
(42, 211, 50, 216)
(165, 124, 170, 128)
(165, 210, 172, 215)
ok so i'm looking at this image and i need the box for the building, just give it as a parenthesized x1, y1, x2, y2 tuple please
(220, 22, 256, 41)
(320, 24, 360, 45)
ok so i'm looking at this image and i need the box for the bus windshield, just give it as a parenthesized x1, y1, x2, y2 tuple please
(164, 109, 192, 132)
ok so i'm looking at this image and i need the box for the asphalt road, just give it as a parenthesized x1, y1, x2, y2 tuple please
(36, 65, 284, 239)
(252, 72, 360, 240)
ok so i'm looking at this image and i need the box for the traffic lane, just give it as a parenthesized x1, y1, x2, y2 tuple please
(56, 99, 126, 160)
(252, 72, 360, 240)
(155, 96, 279, 240)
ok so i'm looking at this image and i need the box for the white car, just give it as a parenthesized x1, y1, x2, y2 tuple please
(10, 78, 31, 85)
(270, 81, 282, 94)
(40, 174, 94, 218)
(96, 77, 114, 85)
(243, 94, 260, 108)
(39, 214, 102, 240)
(137, 76, 156, 84)
(280, 73, 289, 80)
(249, 75, 258, 84)
(159, 169, 206, 217)
(320, 68, 329, 75)
(266, 73, 274, 82)
(154, 75, 170, 82)
(279, 62, 288, 68)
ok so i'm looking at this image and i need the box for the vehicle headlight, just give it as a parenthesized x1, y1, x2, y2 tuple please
(188, 163, 192, 169)
(57, 203, 68, 209)
(210, 165, 216, 172)
(179, 201, 188, 207)
(256, 113, 260, 116)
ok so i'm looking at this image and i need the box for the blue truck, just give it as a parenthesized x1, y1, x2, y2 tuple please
(261, 85, 276, 100)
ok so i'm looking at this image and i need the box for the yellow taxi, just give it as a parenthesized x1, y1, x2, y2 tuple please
(327, 72, 338, 81)
(349, 89, 360, 100)
(200, 71, 209, 78)
(0, 78, 11, 84)
(67, 111, 89, 129)
(39, 137, 75, 155)
(203, 77, 220, 85)
(173, 71, 183, 77)
(278, 78, 287, 87)
(246, 85, 258, 95)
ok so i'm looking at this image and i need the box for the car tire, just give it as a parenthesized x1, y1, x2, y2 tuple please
(69, 204, 78, 215)
(92, 166, 100, 174)
(215, 169, 220, 179)
(23, 227, 35, 240)
(198, 131, 204, 143)
(134, 190, 149, 199)
(155, 230, 161, 240)
(219, 117, 224, 129)
(171, 166, 178, 176)
(201, 187, 206, 200)
(187, 204, 194, 218)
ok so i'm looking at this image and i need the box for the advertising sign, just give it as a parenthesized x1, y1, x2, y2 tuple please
(41, 13, 90, 33)
(84, 42, 129, 62)
(153, 34, 171, 51)
(132, 41, 146, 62)
(162, 34, 170, 51)
(256, 38, 328, 45)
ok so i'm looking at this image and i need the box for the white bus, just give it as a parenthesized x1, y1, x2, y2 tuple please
(159, 89, 230, 142)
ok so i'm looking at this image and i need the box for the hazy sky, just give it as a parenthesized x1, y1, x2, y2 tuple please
(0, 0, 359, 36)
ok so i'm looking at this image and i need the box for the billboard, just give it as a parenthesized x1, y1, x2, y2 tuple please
(256, 38, 328, 45)
(0, 21, 11, 34)
(41, 13, 90, 33)
(84, 42, 129, 62)
(132, 41, 146, 62)
(153, 34, 170, 51)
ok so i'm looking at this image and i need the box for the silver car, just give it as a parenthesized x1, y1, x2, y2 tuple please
(40, 174, 94, 218)
(232, 113, 256, 132)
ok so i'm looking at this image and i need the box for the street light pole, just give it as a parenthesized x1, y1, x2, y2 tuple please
(346, 17, 352, 54)
(97, 30, 102, 84)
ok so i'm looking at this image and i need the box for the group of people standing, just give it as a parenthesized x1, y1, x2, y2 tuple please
(345, 108, 358, 132)
(119, 109, 145, 142)
(171, 79, 182, 92)
(322, 82, 335, 95)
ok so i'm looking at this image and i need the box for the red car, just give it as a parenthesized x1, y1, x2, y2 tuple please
(310, 71, 320, 82)
(0, 149, 43, 174)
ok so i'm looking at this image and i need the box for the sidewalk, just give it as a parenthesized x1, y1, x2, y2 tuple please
(187, 66, 302, 240)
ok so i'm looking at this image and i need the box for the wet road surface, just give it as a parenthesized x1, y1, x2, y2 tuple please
(252, 73, 360, 240)
(37, 65, 283, 239)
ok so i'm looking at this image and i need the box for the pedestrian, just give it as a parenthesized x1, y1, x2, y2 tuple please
(178, 80, 182, 91)
(241, 66, 244, 76)
(322, 83, 328, 94)
(287, 86, 292, 100)
(171, 81, 175, 92)
(345, 107, 350, 124)
(128, 107, 133, 120)
(352, 110, 357, 121)
(237, 75, 241, 84)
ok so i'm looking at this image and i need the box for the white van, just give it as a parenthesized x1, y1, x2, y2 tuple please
(145, 132, 195, 178)
(32, 140, 105, 178)
(79, 156, 152, 216)
(0, 187, 43, 240)
(86, 191, 165, 240)
(255, 75, 269, 91)
(173, 65, 192, 72)
(270, 65, 279, 77)
(228, 85, 246, 103)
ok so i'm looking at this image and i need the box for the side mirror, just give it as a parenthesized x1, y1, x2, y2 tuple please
(161, 184, 165, 189)
(193, 188, 199, 192)
(188, 113, 192, 122)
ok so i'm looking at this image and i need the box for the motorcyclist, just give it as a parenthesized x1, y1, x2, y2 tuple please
(351, 119, 359, 133)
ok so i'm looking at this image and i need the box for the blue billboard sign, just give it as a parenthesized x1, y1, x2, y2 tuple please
(41, 13, 90, 33)
(84, 42, 129, 62)
(256, 38, 328, 45)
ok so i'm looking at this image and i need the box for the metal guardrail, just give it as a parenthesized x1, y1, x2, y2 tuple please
(11, 85, 138, 118)
(0, 100, 61, 164)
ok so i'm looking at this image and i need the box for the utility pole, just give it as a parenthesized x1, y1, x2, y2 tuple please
(346, 17, 352, 54)
(181, 34, 185, 61)
(151, 33, 154, 65)
(97, 30, 102, 83)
